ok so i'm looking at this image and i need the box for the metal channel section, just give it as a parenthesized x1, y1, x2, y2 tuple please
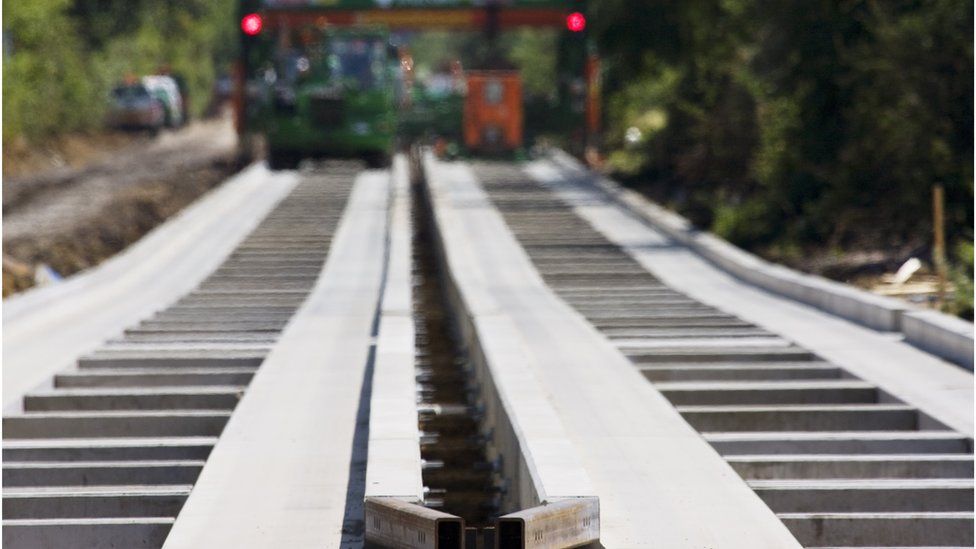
(2, 165, 357, 548)
(471, 161, 975, 548)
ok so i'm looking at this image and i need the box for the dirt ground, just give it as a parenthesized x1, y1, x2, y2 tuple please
(3, 115, 240, 297)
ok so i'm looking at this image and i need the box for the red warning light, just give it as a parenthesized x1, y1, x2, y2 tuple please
(242, 13, 263, 36)
(566, 12, 586, 32)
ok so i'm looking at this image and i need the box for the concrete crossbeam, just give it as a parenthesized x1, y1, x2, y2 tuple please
(779, 512, 974, 546)
(640, 363, 842, 382)
(3, 461, 204, 487)
(677, 404, 923, 431)
(55, 368, 256, 389)
(3, 438, 216, 462)
(706, 432, 973, 455)
(78, 352, 265, 370)
(23, 387, 244, 412)
(656, 380, 877, 405)
(750, 479, 973, 514)
(2, 517, 174, 549)
(3, 411, 230, 439)
(3, 485, 190, 519)
(727, 454, 974, 479)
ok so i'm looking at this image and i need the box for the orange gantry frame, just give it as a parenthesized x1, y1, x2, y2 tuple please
(463, 71, 524, 154)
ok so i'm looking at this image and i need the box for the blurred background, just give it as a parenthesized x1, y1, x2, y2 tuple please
(2, 0, 973, 319)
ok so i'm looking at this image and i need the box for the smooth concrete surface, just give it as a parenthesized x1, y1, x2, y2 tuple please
(527, 158, 975, 438)
(3, 164, 299, 410)
(903, 310, 975, 370)
(162, 169, 391, 547)
(364, 157, 425, 503)
(425, 157, 802, 547)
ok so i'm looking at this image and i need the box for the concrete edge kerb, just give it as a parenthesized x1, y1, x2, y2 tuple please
(902, 310, 975, 371)
(365, 156, 425, 503)
(547, 150, 974, 367)
(421, 153, 595, 512)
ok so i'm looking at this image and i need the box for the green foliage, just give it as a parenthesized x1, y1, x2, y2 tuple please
(949, 240, 974, 319)
(3, 0, 237, 142)
(504, 29, 558, 99)
(3, 0, 97, 140)
(596, 0, 974, 273)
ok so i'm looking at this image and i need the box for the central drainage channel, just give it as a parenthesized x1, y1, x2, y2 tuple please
(410, 156, 500, 531)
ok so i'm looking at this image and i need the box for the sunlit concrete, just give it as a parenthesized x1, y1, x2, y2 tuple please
(3, 165, 298, 411)
(162, 168, 391, 548)
(527, 157, 974, 438)
(426, 156, 801, 547)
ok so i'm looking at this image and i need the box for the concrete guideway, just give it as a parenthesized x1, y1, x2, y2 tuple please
(160, 165, 394, 547)
(366, 155, 599, 547)
(527, 157, 974, 439)
(3, 164, 358, 547)
(469, 158, 972, 547)
(3, 164, 299, 410)
(2, 149, 970, 548)
(423, 156, 802, 547)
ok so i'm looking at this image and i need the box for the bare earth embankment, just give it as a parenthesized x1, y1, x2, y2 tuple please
(3, 116, 240, 296)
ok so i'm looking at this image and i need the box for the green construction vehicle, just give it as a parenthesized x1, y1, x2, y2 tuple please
(243, 23, 400, 170)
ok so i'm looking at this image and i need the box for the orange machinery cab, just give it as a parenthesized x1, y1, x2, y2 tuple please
(463, 71, 523, 154)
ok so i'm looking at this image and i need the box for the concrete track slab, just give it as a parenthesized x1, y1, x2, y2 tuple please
(526, 158, 974, 437)
(4, 165, 298, 410)
(162, 169, 392, 548)
(425, 158, 801, 547)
